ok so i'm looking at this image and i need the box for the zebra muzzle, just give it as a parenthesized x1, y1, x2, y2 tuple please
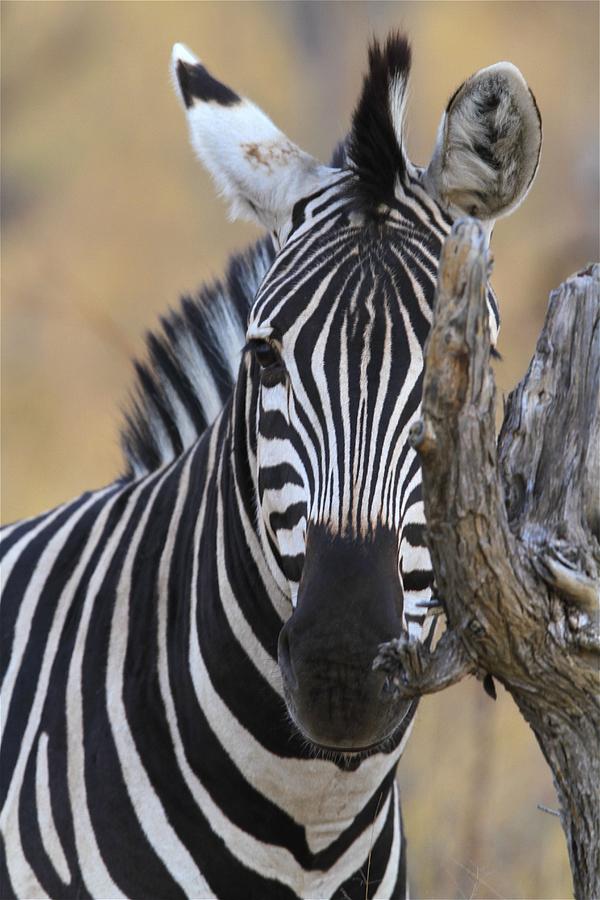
(276, 525, 411, 752)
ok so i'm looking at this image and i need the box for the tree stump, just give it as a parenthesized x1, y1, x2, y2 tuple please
(375, 220, 599, 900)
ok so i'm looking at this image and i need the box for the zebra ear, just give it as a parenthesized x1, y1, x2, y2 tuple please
(424, 63, 542, 220)
(171, 44, 333, 232)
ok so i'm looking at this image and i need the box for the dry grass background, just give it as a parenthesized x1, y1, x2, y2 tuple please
(1, 2, 598, 898)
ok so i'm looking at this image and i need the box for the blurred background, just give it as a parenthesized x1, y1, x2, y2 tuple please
(2, 2, 598, 897)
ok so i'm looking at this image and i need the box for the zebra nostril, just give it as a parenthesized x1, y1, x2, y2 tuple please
(277, 625, 298, 691)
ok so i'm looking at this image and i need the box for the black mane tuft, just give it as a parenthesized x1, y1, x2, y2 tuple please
(346, 32, 412, 216)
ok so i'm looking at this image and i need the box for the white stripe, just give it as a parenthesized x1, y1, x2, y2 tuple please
(262, 483, 306, 512)
(35, 733, 71, 886)
(400, 544, 431, 573)
(365, 300, 393, 525)
(351, 287, 374, 531)
(215, 480, 282, 693)
(339, 314, 351, 530)
(389, 73, 408, 141)
(402, 500, 426, 525)
(156, 452, 214, 897)
(259, 379, 287, 412)
(64, 488, 133, 899)
(203, 289, 247, 382)
(258, 437, 306, 476)
(176, 330, 224, 425)
(276, 522, 306, 558)
(375, 781, 402, 898)
(163, 379, 198, 450)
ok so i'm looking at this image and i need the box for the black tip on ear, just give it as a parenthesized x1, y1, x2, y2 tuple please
(176, 59, 241, 109)
(176, 60, 194, 109)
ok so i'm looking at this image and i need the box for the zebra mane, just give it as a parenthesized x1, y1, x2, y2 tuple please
(345, 32, 412, 216)
(121, 235, 275, 478)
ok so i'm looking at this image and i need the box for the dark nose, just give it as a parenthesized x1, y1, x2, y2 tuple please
(279, 616, 396, 749)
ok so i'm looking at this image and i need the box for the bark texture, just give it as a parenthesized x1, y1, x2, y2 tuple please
(375, 221, 599, 899)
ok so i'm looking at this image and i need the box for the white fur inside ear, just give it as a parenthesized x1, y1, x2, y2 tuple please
(425, 62, 541, 220)
(185, 99, 323, 229)
(173, 55, 334, 231)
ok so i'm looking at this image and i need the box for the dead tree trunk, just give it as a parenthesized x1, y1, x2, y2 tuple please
(375, 220, 599, 900)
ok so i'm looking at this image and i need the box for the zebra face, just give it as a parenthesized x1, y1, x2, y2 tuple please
(172, 35, 541, 752)
(246, 213, 442, 751)
(246, 198, 509, 751)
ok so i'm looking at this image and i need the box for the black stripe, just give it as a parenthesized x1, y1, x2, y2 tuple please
(401, 522, 427, 548)
(269, 502, 306, 532)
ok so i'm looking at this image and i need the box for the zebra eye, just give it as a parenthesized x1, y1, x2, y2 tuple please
(249, 340, 281, 370)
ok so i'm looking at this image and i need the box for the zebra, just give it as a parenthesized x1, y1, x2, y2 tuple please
(1, 33, 541, 900)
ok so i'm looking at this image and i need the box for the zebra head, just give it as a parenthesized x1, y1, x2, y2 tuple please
(172, 36, 541, 753)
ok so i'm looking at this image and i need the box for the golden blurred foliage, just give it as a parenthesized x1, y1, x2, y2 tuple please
(2, 2, 597, 898)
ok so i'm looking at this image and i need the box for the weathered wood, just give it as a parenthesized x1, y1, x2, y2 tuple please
(375, 221, 600, 899)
